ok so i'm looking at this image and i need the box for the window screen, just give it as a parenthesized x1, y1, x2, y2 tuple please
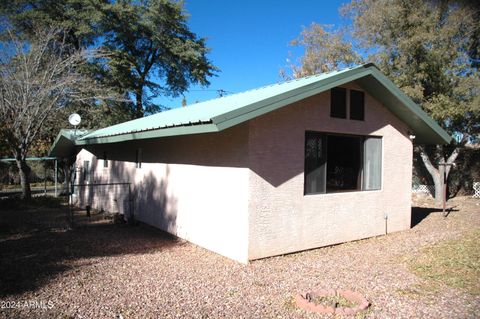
(350, 90, 365, 121)
(330, 87, 347, 119)
(304, 132, 326, 194)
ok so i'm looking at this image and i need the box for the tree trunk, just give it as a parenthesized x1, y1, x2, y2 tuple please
(435, 164, 444, 204)
(135, 87, 143, 118)
(418, 146, 461, 206)
(15, 156, 32, 200)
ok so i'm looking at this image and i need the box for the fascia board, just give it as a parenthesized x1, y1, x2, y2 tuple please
(366, 68, 452, 144)
(76, 123, 219, 145)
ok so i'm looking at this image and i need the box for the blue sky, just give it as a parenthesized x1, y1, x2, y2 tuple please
(157, 0, 348, 108)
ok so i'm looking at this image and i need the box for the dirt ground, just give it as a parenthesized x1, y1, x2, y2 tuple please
(0, 195, 479, 318)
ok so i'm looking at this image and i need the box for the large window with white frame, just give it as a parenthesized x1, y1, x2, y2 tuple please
(304, 132, 382, 195)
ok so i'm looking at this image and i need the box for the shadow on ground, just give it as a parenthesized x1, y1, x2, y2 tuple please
(411, 206, 459, 228)
(0, 198, 178, 297)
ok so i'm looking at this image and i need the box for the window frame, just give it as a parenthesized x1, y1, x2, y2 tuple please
(304, 131, 382, 196)
(330, 87, 365, 121)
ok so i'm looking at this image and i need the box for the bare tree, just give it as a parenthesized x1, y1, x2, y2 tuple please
(0, 27, 118, 199)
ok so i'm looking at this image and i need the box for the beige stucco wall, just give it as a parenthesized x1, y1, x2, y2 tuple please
(247, 83, 413, 260)
(75, 124, 250, 263)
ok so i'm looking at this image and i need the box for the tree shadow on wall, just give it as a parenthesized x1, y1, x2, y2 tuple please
(134, 166, 178, 234)
(76, 160, 179, 231)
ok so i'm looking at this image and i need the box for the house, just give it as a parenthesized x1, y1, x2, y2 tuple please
(50, 63, 451, 263)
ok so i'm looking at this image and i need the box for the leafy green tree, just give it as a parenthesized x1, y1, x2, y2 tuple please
(100, 0, 217, 117)
(288, 23, 362, 77)
(0, 0, 104, 48)
(289, 0, 479, 204)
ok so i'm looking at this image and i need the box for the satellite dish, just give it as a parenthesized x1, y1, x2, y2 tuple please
(68, 113, 81, 126)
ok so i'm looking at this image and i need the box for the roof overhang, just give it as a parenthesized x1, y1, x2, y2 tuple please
(75, 123, 218, 145)
(356, 67, 452, 144)
(49, 129, 91, 158)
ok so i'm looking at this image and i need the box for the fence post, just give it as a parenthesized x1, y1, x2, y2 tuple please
(43, 161, 47, 195)
(54, 159, 58, 197)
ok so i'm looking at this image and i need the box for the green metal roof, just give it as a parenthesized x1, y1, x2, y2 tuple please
(49, 129, 90, 158)
(51, 63, 451, 156)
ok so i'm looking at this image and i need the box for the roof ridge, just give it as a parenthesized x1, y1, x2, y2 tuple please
(184, 66, 356, 107)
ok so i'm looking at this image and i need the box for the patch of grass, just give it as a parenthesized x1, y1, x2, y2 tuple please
(396, 283, 441, 299)
(311, 295, 357, 308)
(227, 288, 237, 297)
(407, 229, 480, 295)
(283, 296, 297, 311)
(253, 280, 266, 287)
(354, 307, 372, 319)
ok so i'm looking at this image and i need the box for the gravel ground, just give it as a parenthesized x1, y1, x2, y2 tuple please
(0, 196, 479, 318)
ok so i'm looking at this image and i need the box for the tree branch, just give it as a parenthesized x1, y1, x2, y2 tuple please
(418, 145, 439, 178)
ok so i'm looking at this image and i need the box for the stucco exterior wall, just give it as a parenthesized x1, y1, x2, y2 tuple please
(75, 124, 250, 263)
(247, 83, 413, 260)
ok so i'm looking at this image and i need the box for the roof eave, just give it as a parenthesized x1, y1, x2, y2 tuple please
(49, 130, 76, 158)
(76, 123, 219, 145)
(359, 68, 452, 144)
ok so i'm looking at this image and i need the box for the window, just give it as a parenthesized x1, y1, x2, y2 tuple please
(326, 135, 362, 191)
(330, 87, 365, 121)
(103, 152, 108, 168)
(330, 87, 347, 118)
(304, 132, 382, 195)
(350, 90, 365, 121)
(135, 148, 142, 169)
